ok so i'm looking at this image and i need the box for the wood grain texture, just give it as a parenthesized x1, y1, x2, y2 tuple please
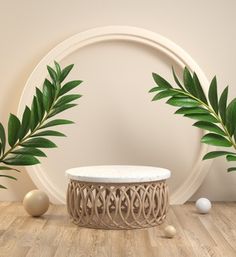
(0, 202, 235, 257)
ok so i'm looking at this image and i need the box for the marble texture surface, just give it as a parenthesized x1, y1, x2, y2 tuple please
(65, 165, 171, 183)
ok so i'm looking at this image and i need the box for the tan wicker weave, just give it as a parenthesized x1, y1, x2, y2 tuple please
(66, 180, 169, 229)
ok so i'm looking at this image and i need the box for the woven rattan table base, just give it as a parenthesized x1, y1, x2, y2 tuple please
(66, 180, 169, 229)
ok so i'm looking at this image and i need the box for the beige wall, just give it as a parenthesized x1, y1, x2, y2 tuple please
(0, 0, 236, 201)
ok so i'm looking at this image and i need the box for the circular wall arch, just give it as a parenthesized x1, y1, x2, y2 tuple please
(18, 26, 212, 204)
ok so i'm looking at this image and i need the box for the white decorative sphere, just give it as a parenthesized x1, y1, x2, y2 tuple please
(23, 190, 49, 217)
(164, 225, 176, 238)
(195, 198, 212, 214)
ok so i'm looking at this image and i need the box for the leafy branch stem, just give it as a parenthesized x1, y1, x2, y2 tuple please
(0, 62, 82, 188)
(0, 104, 53, 162)
(172, 88, 236, 150)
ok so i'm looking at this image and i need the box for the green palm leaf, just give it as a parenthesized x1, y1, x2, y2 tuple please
(167, 97, 200, 107)
(18, 106, 31, 140)
(152, 90, 179, 101)
(150, 67, 236, 172)
(183, 67, 197, 96)
(149, 87, 165, 93)
(8, 114, 21, 147)
(201, 133, 232, 147)
(219, 86, 228, 124)
(36, 88, 45, 121)
(54, 61, 61, 76)
(47, 65, 57, 82)
(43, 79, 54, 112)
(175, 107, 209, 115)
(152, 73, 172, 89)
(203, 151, 236, 160)
(30, 96, 39, 131)
(21, 138, 57, 148)
(0, 61, 82, 187)
(193, 121, 226, 136)
(226, 155, 236, 162)
(192, 72, 208, 104)
(48, 104, 77, 118)
(54, 94, 82, 108)
(40, 119, 74, 129)
(184, 113, 219, 123)
(60, 64, 74, 83)
(12, 147, 46, 157)
(59, 80, 82, 96)
(226, 98, 236, 136)
(31, 130, 66, 137)
(172, 66, 184, 90)
(0, 122, 6, 154)
(228, 167, 236, 172)
(208, 76, 218, 114)
(3, 155, 40, 166)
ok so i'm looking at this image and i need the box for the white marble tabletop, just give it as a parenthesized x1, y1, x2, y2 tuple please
(65, 165, 171, 183)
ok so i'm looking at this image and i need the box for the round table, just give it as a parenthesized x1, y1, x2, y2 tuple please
(66, 165, 171, 229)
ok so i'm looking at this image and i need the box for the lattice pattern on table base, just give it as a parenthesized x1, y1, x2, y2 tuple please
(66, 180, 169, 229)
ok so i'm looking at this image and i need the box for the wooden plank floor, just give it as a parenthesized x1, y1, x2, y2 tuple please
(0, 202, 236, 257)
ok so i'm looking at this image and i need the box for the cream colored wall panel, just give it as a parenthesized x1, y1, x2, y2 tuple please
(0, 0, 236, 201)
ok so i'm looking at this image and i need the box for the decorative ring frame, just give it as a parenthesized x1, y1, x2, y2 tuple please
(18, 26, 212, 204)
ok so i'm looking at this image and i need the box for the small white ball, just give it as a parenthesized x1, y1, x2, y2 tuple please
(23, 190, 49, 217)
(195, 198, 212, 214)
(164, 225, 176, 238)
